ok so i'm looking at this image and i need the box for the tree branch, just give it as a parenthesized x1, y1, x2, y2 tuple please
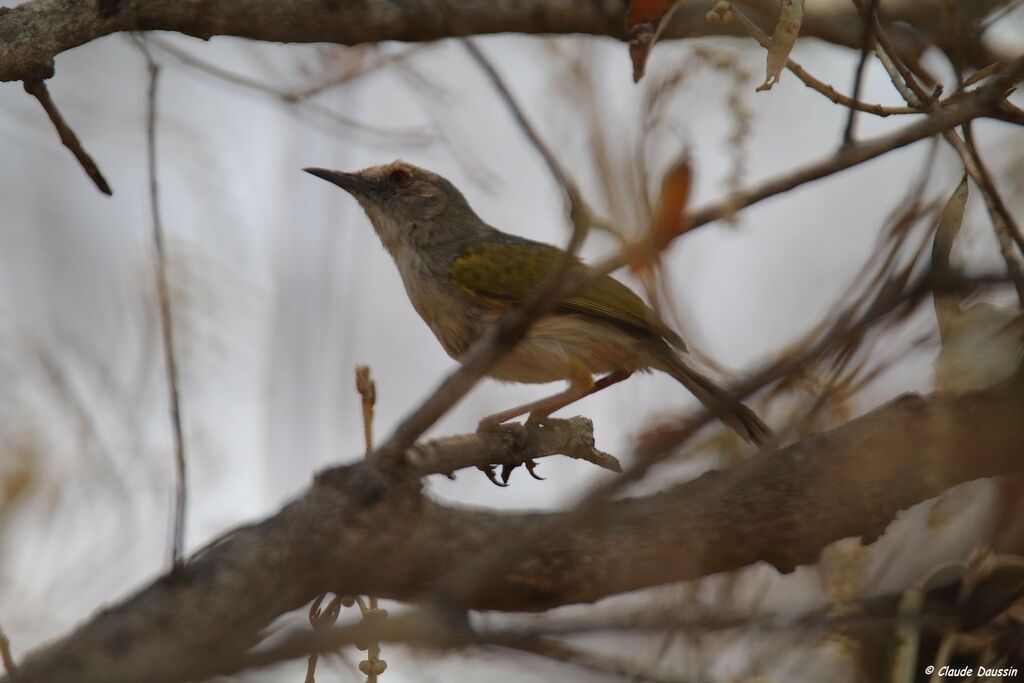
(407, 416, 620, 477)
(0, 0, 1009, 85)
(7, 377, 1024, 683)
(22, 78, 112, 195)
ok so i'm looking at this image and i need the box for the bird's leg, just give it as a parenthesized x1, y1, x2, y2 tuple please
(476, 367, 631, 485)
(529, 369, 633, 423)
(478, 369, 633, 431)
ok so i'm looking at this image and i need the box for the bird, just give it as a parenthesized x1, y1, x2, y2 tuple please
(304, 160, 771, 451)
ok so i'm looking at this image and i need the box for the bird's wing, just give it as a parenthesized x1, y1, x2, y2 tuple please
(449, 239, 686, 349)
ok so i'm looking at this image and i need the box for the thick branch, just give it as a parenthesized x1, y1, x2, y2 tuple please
(8, 379, 1024, 683)
(0, 0, 1007, 84)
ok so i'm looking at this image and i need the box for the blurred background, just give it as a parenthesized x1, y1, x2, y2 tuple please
(1, 5, 1023, 680)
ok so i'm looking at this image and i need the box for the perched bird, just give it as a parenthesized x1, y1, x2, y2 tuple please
(305, 161, 770, 446)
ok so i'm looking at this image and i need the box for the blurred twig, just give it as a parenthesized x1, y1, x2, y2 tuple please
(134, 36, 188, 570)
(304, 594, 345, 683)
(22, 79, 112, 195)
(962, 123, 1024, 306)
(0, 627, 15, 676)
(461, 38, 598, 252)
(305, 367, 388, 683)
(860, 11, 1024, 304)
(221, 566, 1024, 680)
(354, 365, 385, 683)
(146, 37, 432, 146)
(842, 0, 878, 145)
(356, 366, 376, 458)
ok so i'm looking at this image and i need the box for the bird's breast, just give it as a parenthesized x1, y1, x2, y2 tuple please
(394, 248, 485, 360)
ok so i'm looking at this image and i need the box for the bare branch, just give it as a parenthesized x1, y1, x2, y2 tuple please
(22, 78, 112, 195)
(862, 17, 1024, 303)
(134, 38, 188, 570)
(146, 37, 432, 145)
(462, 40, 576, 207)
(731, 8, 916, 117)
(0, 627, 15, 677)
(406, 416, 621, 476)
(842, 0, 878, 143)
(0, 0, 1012, 85)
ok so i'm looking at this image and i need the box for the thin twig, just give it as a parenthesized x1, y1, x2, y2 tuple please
(290, 47, 425, 100)
(961, 123, 1024, 305)
(354, 365, 384, 683)
(461, 38, 595, 252)
(842, 0, 878, 145)
(0, 627, 15, 676)
(405, 416, 620, 476)
(304, 594, 345, 683)
(146, 37, 431, 146)
(135, 37, 188, 570)
(461, 39, 572, 199)
(863, 16, 1024, 303)
(356, 366, 376, 457)
(731, 8, 916, 118)
(23, 79, 112, 195)
(305, 368, 380, 683)
(223, 584, 971, 680)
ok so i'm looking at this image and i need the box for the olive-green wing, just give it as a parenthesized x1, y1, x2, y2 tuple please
(450, 239, 685, 349)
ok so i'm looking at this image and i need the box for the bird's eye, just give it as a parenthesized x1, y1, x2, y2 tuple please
(387, 168, 412, 187)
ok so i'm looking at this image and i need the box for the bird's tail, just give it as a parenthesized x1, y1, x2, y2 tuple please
(660, 353, 772, 446)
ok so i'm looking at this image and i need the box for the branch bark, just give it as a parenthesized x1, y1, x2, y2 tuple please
(7, 378, 1024, 683)
(0, 0, 1009, 84)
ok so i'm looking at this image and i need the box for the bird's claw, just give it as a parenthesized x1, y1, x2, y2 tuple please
(525, 458, 545, 480)
(474, 422, 545, 485)
(478, 464, 508, 487)
(496, 458, 543, 484)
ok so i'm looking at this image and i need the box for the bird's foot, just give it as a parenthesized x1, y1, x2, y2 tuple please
(524, 458, 545, 480)
(494, 458, 544, 484)
(477, 463, 508, 487)
(474, 421, 546, 485)
(525, 411, 553, 428)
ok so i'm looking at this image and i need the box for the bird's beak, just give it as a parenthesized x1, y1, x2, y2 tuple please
(303, 168, 377, 195)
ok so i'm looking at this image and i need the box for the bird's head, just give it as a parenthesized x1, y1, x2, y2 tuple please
(304, 161, 484, 254)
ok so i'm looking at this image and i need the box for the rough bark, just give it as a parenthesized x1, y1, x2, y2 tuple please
(0, 0, 1008, 83)
(7, 378, 1024, 683)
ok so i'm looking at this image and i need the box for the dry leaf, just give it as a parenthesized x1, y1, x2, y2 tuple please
(931, 176, 1024, 392)
(931, 176, 969, 342)
(651, 156, 692, 249)
(756, 0, 804, 92)
(630, 156, 692, 274)
(627, 0, 681, 83)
